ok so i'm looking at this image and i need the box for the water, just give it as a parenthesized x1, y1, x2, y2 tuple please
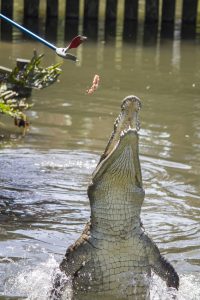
(0, 35, 200, 299)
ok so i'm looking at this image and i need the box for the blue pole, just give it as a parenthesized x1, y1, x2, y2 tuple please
(0, 13, 56, 51)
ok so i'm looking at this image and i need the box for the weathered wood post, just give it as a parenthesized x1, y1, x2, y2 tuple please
(123, 0, 139, 42)
(105, 0, 118, 38)
(182, 0, 198, 24)
(46, 0, 58, 42)
(83, 0, 99, 40)
(162, 0, 176, 22)
(145, 0, 159, 23)
(1, 0, 13, 18)
(1, 0, 13, 40)
(66, 0, 80, 19)
(84, 0, 99, 19)
(23, 0, 40, 34)
(46, 0, 58, 17)
(161, 0, 176, 39)
(124, 0, 138, 21)
(105, 0, 118, 20)
(144, 0, 159, 45)
(65, 0, 80, 40)
(24, 0, 40, 18)
(181, 0, 198, 38)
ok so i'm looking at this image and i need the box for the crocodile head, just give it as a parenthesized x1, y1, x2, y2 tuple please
(88, 96, 144, 235)
(92, 95, 142, 187)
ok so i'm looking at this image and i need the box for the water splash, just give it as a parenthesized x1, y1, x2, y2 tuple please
(3, 256, 200, 300)
(150, 273, 200, 300)
(4, 256, 63, 300)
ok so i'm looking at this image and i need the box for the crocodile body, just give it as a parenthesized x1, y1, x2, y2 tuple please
(51, 96, 179, 300)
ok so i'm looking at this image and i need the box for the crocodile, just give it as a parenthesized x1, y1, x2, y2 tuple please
(50, 95, 179, 300)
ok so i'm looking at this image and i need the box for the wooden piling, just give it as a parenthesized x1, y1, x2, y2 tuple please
(143, 23, 158, 45)
(83, 0, 99, 39)
(105, 0, 118, 20)
(182, 0, 198, 24)
(84, 0, 99, 19)
(46, 0, 58, 18)
(1, 0, 13, 18)
(161, 0, 176, 39)
(145, 0, 159, 23)
(24, 0, 40, 18)
(65, 0, 79, 40)
(65, 20, 79, 40)
(66, 0, 80, 19)
(1, 0, 13, 40)
(1, 0, 200, 42)
(46, 0, 58, 41)
(123, 0, 138, 42)
(162, 0, 176, 23)
(124, 0, 139, 21)
(23, 0, 39, 35)
(123, 20, 138, 42)
(105, 0, 118, 38)
(181, 0, 198, 39)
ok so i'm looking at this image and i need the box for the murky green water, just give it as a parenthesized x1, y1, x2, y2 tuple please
(0, 36, 200, 299)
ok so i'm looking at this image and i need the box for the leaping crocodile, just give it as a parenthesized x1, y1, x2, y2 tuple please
(50, 96, 179, 300)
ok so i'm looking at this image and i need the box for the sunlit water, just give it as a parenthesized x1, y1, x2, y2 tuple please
(0, 34, 200, 299)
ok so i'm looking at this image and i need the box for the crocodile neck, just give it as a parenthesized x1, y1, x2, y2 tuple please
(88, 185, 144, 239)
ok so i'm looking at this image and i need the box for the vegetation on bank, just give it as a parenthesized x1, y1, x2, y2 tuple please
(0, 52, 62, 129)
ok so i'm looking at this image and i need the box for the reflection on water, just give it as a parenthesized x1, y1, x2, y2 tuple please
(0, 34, 200, 299)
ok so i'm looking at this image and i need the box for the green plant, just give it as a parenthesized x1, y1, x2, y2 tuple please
(0, 52, 62, 130)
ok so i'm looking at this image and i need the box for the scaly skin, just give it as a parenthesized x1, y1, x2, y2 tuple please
(50, 96, 179, 300)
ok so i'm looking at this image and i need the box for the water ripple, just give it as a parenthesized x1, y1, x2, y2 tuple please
(0, 148, 199, 299)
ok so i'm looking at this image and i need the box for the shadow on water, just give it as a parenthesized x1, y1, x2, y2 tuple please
(0, 15, 200, 300)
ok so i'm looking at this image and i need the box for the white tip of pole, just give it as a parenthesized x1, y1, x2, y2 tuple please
(56, 48, 77, 61)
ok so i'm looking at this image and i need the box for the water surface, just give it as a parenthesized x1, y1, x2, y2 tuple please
(0, 37, 200, 299)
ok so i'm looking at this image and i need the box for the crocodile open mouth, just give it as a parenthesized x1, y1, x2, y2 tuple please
(98, 95, 141, 164)
(92, 95, 142, 186)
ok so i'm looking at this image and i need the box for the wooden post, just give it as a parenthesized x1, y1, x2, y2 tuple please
(124, 0, 139, 21)
(1, 0, 13, 18)
(181, 0, 198, 39)
(46, 0, 58, 41)
(46, 0, 58, 18)
(1, 0, 13, 40)
(182, 0, 198, 24)
(123, 0, 138, 42)
(65, 20, 79, 40)
(145, 0, 159, 23)
(143, 24, 158, 45)
(24, 0, 40, 18)
(84, 0, 99, 19)
(105, 0, 118, 38)
(66, 0, 80, 19)
(83, 0, 99, 39)
(105, 0, 118, 20)
(162, 0, 176, 23)
(83, 20, 98, 40)
(65, 0, 79, 40)
(23, 0, 39, 34)
(161, 0, 176, 39)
